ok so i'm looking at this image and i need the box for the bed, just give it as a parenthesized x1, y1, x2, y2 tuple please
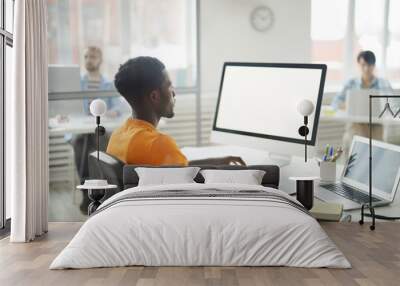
(50, 165, 350, 269)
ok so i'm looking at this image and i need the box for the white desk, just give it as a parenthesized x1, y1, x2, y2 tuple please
(48, 113, 170, 136)
(320, 110, 400, 125)
(182, 145, 400, 222)
(48, 113, 131, 135)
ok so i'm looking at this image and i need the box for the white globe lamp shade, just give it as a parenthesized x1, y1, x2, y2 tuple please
(297, 99, 315, 116)
(90, 99, 107, 116)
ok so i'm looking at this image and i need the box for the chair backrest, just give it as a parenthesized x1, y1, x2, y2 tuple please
(88, 151, 125, 196)
(123, 165, 280, 190)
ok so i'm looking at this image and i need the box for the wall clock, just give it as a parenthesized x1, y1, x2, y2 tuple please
(250, 5, 274, 32)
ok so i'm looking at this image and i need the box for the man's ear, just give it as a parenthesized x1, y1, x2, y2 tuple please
(149, 89, 161, 104)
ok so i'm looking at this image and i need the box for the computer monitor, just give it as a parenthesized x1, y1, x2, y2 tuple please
(211, 62, 326, 162)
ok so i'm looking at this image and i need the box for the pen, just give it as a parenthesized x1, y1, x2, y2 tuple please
(323, 145, 330, 161)
(331, 147, 343, 162)
(329, 146, 334, 159)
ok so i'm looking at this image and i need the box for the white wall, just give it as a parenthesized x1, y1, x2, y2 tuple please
(200, 0, 311, 93)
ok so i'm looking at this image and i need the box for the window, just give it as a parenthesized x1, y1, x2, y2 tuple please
(312, 0, 400, 87)
(1, 0, 14, 230)
(311, 0, 349, 84)
(354, 0, 385, 71)
(5, 44, 11, 221)
(387, 0, 400, 82)
(47, 0, 197, 90)
(5, 0, 13, 33)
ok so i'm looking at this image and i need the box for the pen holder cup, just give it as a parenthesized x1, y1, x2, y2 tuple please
(319, 161, 336, 182)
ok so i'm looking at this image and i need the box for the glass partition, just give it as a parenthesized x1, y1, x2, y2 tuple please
(312, 0, 400, 88)
(47, 0, 199, 222)
(387, 0, 400, 82)
(311, 0, 349, 84)
(48, 94, 131, 222)
(47, 0, 197, 93)
(354, 0, 385, 71)
(47, 90, 199, 222)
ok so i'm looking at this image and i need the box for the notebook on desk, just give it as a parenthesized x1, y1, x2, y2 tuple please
(310, 200, 343, 221)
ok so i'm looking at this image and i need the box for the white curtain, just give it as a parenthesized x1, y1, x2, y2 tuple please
(8, 0, 49, 242)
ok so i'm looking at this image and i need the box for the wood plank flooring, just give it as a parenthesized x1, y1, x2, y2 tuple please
(0, 222, 399, 286)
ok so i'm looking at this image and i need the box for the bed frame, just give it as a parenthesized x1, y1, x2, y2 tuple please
(123, 165, 280, 189)
(89, 151, 280, 192)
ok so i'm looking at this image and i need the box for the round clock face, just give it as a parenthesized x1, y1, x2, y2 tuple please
(250, 5, 274, 32)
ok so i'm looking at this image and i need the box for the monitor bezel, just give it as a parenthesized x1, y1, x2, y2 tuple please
(212, 62, 327, 146)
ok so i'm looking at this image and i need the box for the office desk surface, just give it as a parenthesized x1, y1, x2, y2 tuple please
(320, 109, 400, 125)
(48, 113, 131, 135)
(182, 145, 400, 222)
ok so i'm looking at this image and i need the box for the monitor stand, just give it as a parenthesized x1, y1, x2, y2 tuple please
(267, 152, 292, 168)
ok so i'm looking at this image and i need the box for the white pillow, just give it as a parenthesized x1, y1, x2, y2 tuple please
(135, 167, 201, 186)
(200, 169, 266, 185)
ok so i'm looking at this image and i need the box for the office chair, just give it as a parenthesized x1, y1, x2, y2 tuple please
(78, 151, 125, 212)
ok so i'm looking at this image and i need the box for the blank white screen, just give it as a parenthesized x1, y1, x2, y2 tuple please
(215, 65, 323, 142)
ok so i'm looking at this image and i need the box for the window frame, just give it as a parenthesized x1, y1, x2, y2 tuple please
(1, 0, 13, 231)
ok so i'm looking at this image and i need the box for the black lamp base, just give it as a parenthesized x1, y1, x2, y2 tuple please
(87, 189, 106, 216)
(290, 176, 317, 211)
(296, 180, 314, 210)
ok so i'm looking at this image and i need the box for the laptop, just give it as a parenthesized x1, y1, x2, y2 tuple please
(48, 65, 81, 93)
(346, 89, 383, 117)
(315, 136, 400, 210)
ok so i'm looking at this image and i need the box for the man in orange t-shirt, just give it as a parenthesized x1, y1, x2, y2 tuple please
(107, 57, 245, 166)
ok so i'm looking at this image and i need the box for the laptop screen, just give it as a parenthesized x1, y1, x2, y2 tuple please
(343, 139, 400, 197)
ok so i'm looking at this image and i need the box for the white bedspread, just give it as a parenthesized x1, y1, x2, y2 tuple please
(50, 183, 351, 269)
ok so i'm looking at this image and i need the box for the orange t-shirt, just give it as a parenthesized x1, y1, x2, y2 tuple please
(106, 118, 188, 166)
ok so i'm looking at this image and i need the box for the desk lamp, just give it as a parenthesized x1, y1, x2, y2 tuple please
(297, 99, 315, 162)
(89, 99, 107, 161)
(292, 100, 316, 210)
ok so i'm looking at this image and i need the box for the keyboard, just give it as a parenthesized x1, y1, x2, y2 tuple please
(322, 183, 381, 204)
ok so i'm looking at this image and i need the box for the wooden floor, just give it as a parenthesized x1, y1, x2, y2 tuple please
(0, 222, 399, 286)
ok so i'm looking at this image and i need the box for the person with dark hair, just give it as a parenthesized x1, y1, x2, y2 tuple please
(81, 46, 112, 92)
(332, 50, 393, 152)
(106, 56, 245, 166)
(80, 46, 119, 115)
(331, 50, 392, 109)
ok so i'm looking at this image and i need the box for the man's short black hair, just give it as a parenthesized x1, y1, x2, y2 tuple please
(114, 56, 165, 103)
(357, 50, 376, 65)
